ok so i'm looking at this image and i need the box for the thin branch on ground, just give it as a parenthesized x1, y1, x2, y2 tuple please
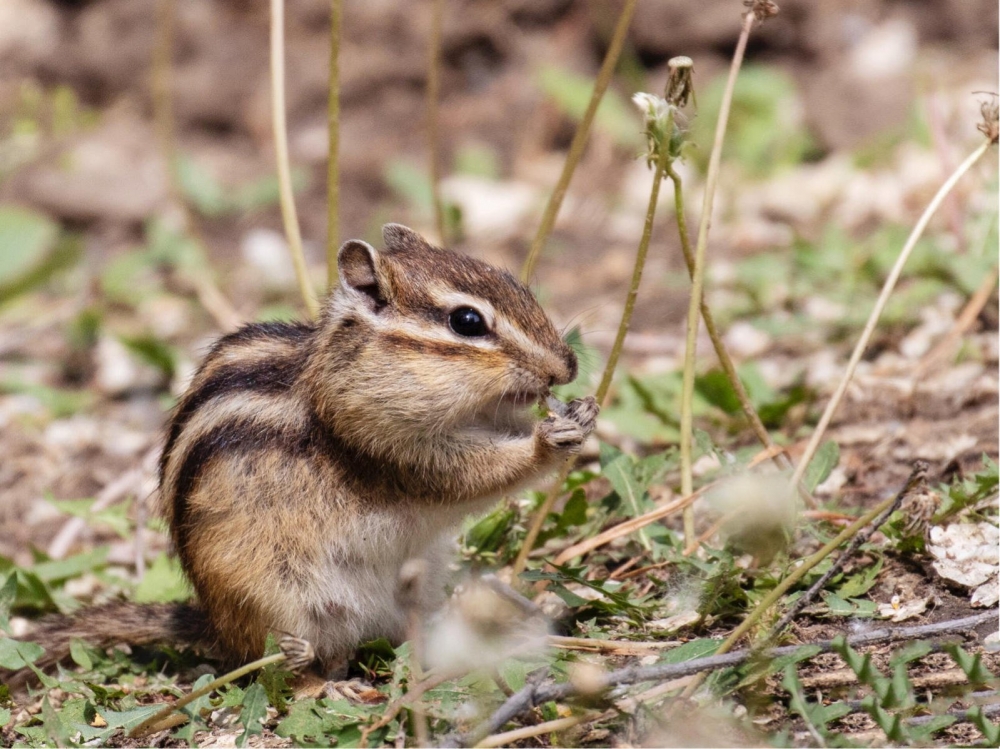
(270, 0, 319, 318)
(680, 5, 773, 544)
(519, 0, 638, 282)
(679, 462, 925, 700)
(790, 137, 993, 491)
(766, 460, 929, 641)
(326, 0, 342, 288)
(427, 0, 446, 245)
(450, 612, 995, 746)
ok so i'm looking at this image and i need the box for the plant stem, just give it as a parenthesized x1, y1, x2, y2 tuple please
(789, 139, 992, 491)
(270, 0, 319, 318)
(152, 0, 241, 331)
(666, 165, 816, 507)
(519, 0, 638, 282)
(511, 137, 670, 579)
(326, 0, 342, 289)
(678, 491, 898, 701)
(129, 652, 288, 738)
(679, 10, 756, 542)
(427, 0, 446, 245)
(477, 713, 596, 748)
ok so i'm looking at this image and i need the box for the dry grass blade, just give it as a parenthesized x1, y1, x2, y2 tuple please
(519, 0, 638, 281)
(326, 0, 342, 288)
(427, 0, 446, 245)
(789, 138, 992, 490)
(476, 713, 599, 748)
(679, 8, 760, 543)
(270, 0, 319, 318)
(552, 443, 782, 565)
(152, 0, 241, 331)
(916, 263, 998, 375)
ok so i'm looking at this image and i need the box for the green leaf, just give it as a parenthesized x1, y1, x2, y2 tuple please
(0, 379, 94, 419)
(0, 638, 44, 669)
(237, 683, 269, 747)
(0, 572, 16, 631)
(69, 638, 92, 670)
(535, 65, 637, 148)
(276, 700, 336, 747)
(48, 498, 132, 540)
(175, 154, 228, 216)
(803, 441, 839, 492)
(558, 490, 589, 528)
(689, 65, 815, 177)
(0, 707, 10, 728)
(695, 369, 742, 414)
(134, 553, 191, 603)
(658, 638, 723, 664)
(602, 453, 652, 549)
(119, 334, 177, 379)
(945, 643, 993, 685)
(40, 695, 75, 747)
(463, 504, 517, 554)
(0, 206, 61, 302)
(30, 547, 109, 583)
(967, 705, 1000, 745)
(835, 556, 883, 598)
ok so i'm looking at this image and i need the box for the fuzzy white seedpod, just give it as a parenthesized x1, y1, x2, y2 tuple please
(425, 579, 549, 673)
(632, 92, 670, 130)
(706, 473, 799, 564)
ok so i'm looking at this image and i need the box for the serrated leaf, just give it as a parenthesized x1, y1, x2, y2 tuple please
(603, 454, 652, 550)
(803, 440, 839, 492)
(836, 556, 883, 598)
(0, 707, 10, 727)
(945, 643, 993, 685)
(40, 695, 75, 747)
(967, 705, 1000, 745)
(276, 700, 335, 747)
(237, 683, 268, 747)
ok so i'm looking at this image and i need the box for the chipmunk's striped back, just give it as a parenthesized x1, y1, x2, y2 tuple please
(6, 224, 596, 686)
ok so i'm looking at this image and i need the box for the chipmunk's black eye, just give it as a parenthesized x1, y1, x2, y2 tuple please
(449, 307, 488, 337)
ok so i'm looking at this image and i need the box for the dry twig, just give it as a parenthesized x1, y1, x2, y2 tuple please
(448, 612, 996, 746)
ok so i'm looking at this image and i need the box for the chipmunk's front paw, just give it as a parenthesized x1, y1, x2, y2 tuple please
(278, 635, 316, 674)
(539, 396, 599, 454)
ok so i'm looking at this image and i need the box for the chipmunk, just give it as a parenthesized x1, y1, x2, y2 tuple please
(4, 224, 598, 685)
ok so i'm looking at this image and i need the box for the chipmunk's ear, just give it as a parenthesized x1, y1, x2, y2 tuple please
(338, 239, 389, 312)
(382, 223, 428, 254)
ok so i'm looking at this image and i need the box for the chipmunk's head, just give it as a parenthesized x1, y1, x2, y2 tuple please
(317, 224, 576, 435)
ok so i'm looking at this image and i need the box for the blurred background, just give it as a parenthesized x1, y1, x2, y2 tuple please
(0, 0, 997, 562)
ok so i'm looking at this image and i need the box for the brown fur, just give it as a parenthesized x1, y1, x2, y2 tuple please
(3, 225, 597, 685)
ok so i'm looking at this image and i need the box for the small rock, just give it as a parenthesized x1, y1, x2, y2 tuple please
(241, 228, 297, 290)
(439, 175, 539, 243)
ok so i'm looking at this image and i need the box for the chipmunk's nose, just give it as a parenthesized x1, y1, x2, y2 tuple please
(548, 346, 578, 387)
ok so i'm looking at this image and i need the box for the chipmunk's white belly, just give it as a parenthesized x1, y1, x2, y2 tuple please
(293, 502, 480, 663)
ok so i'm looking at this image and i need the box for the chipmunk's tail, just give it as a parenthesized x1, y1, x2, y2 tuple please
(2, 601, 214, 690)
